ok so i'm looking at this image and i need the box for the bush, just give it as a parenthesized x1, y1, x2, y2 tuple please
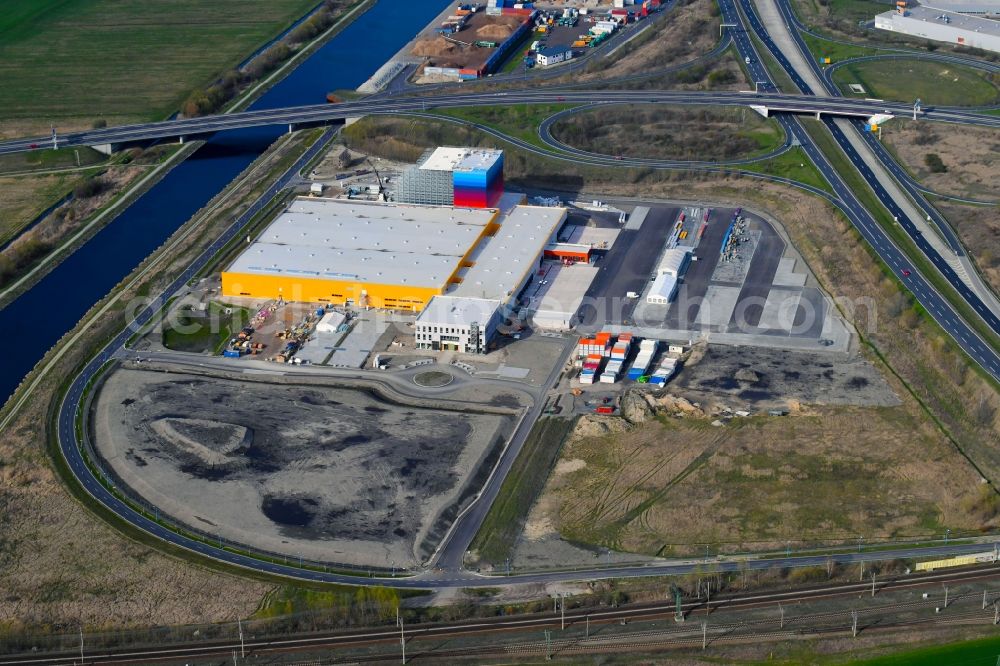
(73, 176, 107, 199)
(707, 69, 737, 86)
(92, 118, 107, 129)
(961, 484, 1000, 524)
(924, 153, 947, 173)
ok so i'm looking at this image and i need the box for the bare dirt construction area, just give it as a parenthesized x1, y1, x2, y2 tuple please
(883, 120, 999, 201)
(92, 369, 512, 569)
(527, 395, 994, 557)
(673, 345, 899, 407)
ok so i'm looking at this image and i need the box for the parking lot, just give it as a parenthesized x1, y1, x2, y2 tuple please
(577, 204, 849, 351)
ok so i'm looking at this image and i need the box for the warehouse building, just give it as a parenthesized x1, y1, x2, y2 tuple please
(395, 147, 504, 208)
(535, 45, 573, 66)
(221, 198, 499, 309)
(647, 273, 679, 305)
(415, 205, 568, 352)
(656, 247, 691, 277)
(874, 4, 1000, 52)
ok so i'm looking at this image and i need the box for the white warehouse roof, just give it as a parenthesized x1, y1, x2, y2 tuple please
(450, 205, 567, 301)
(647, 273, 678, 304)
(917, 0, 1000, 15)
(657, 247, 691, 277)
(226, 198, 497, 288)
(415, 295, 502, 327)
(419, 147, 504, 173)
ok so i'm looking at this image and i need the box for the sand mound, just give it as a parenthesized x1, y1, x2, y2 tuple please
(476, 23, 515, 39)
(412, 36, 459, 58)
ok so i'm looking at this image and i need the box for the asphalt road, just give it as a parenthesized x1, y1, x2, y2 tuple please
(728, 0, 1000, 386)
(3, 89, 999, 157)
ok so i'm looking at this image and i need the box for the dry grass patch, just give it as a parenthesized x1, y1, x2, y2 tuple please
(536, 405, 989, 556)
(883, 120, 1000, 200)
(0, 174, 77, 245)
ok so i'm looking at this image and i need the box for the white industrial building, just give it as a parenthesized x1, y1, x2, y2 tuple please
(524, 262, 601, 330)
(657, 247, 691, 277)
(874, 4, 1000, 52)
(535, 46, 573, 66)
(415, 205, 568, 352)
(315, 310, 346, 333)
(647, 273, 679, 305)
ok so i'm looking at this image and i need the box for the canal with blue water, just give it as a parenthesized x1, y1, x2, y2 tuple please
(0, 0, 450, 404)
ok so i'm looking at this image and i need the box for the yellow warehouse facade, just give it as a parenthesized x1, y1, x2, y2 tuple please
(220, 198, 499, 309)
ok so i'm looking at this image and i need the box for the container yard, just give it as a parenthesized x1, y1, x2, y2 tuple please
(412, 6, 537, 80)
(409, 0, 664, 80)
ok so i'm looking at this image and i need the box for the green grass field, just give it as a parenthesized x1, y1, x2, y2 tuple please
(740, 146, 832, 193)
(801, 31, 878, 63)
(434, 104, 577, 149)
(162, 301, 251, 354)
(0, 0, 320, 132)
(833, 58, 1000, 106)
(843, 635, 1000, 665)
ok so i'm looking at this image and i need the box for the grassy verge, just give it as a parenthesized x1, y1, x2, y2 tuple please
(0, 146, 108, 174)
(162, 301, 253, 354)
(738, 146, 832, 193)
(832, 58, 1000, 106)
(842, 634, 1000, 665)
(799, 31, 878, 63)
(803, 117, 1000, 361)
(433, 104, 576, 149)
(469, 417, 576, 568)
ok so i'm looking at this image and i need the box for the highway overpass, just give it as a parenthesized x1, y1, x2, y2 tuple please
(3, 90, 997, 156)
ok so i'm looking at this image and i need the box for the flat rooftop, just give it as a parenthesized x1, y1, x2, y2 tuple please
(525, 261, 601, 317)
(420, 147, 504, 173)
(450, 205, 568, 301)
(416, 295, 502, 326)
(917, 0, 1000, 14)
(559, 224, 620, 248)
(226, 198, 497, 288)
(881, 4, 1000, 36)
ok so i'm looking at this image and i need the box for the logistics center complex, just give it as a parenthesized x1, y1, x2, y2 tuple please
(221, 147, 571, 353)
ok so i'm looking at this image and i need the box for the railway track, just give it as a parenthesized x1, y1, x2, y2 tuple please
(4, 565, 999, 665)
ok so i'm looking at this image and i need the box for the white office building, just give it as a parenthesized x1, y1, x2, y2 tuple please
(415, 205, 567, 353)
